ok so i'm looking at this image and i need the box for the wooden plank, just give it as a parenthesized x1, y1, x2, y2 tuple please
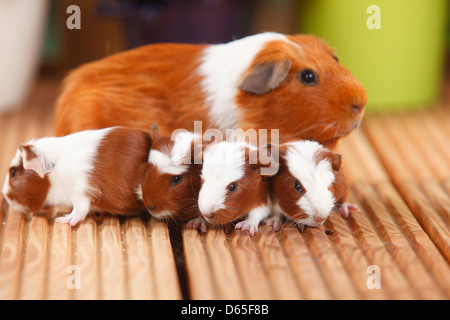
(352, 182, 446, 299)
(375, 182, 450, 298)
(19, 216, 48, 300)
(46, 220, 72, 300)
(257, 225, 303, 300)
(425, 110, 450, 166)
(98, 216, 126, 300)
(337, 129, 389, 184)
(326, 213, 388, 299)
(149, 220, 182, 299)
(402, 112, 450, 181)
(204, 228, 246, 300)
(0, 210, 25, 299)
(304, 225, 360, 299)
(365, 116, 450, 264)
(229, 229, 274, 299)
(124, 217, 155, 300)
(183, 227, 216, 299)
(420, 181, 450, 225)
(280, 226, 332, 299)
(345, 189, 416, 299)
(72, 217, 99, 299)
(400, 183, 450, 262)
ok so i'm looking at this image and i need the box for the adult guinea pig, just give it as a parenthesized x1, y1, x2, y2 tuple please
(197, 141, 275, 236)
(265, 140, 358, 232)
(54, 32, 367, 148)
(138, 125, 203, 221)
(1, 127, 152, 226)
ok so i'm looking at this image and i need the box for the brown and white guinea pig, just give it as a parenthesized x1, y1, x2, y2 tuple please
(196, 140, 275, 236)
(54, 32, 367, 148)
(1, 127, 152, 226)
(138, 125, 203, 222)
(265, 140, 358, 232)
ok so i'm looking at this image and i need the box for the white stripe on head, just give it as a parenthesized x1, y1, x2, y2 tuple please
(284, 141, 335, 220)
(149, 131, 201, 175)
(198, 141, 249, 214)
(2, 149, 22, 202)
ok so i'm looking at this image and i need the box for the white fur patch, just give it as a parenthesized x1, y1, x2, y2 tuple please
(284, 141, 336, 223)
(135, 184, 143, 201)
(2, 129, 112, 214)
(199, 32, 289, 129)
(198, 141, 252, 215)
(149, 132, 200, 175)
(2, 150, 20, 204)
(149, 210, 173, 219)
(35, 128, 113, 208)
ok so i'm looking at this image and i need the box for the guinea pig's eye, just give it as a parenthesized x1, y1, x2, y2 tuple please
(228, 182, 237, 193)
(171, 175, 183, 187)
(294, 180, 304, 194)
(9, 168, 17, 178)
(298, 69, 318, 86)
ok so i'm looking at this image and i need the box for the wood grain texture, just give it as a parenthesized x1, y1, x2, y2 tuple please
(0, 76, 449, 299)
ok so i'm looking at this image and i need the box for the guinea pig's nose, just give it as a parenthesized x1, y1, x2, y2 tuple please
(147, 205, 156, 213)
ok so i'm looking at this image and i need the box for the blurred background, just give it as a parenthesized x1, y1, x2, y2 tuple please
(0, 0, 449, 114)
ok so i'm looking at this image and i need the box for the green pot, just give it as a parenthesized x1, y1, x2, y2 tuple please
(300, 0, 449, 112)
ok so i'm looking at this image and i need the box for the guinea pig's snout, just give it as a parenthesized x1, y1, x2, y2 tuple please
(146, 205, 157, 214)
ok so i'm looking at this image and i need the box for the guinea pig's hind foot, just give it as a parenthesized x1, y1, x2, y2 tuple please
(338, 203, 360, 218)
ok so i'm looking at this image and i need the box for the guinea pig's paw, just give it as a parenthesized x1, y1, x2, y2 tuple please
(55, 212, 85, 227)
(55, 214, 73, 225)
(262, 216, 282, 232)
(235, 220, 259, 237)
(338, 203, 360, 218)
(186, 217, 208, 233)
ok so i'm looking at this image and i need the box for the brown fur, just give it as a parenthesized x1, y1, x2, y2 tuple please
(55, 43, 210, 137)
(54, 34, 367, 149)
(269, 151, 309, 222)
(140, 132, 202, 221)
(88, 127, 152, 215)
(237, 36, 367, 148)
(5, 151, 51, 213)
(205, 166, 270, 225)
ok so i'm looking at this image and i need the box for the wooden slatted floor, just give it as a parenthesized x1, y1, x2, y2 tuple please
(0, 76, 449, 300)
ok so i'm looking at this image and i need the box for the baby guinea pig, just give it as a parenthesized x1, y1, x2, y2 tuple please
(55, 32, 367, 149)
(2, 127, 151, 226)
(139, 125, 203, 221)
(197, 141, 275, 236)
(266, 140, 358, 231)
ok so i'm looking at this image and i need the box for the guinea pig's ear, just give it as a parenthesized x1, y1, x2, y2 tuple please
(150, 123, 160, 139)
(327, 152, 342, 171)
(19, 145, 54, 178)
(239, 58, 291, 95)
